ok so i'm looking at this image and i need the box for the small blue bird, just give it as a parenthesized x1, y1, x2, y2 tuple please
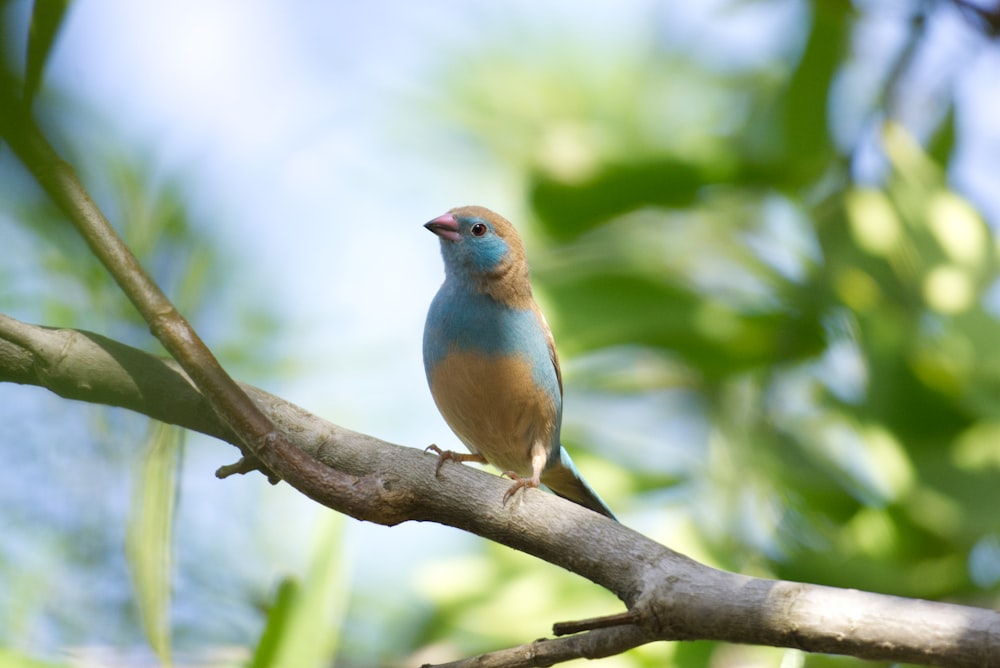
(423, 205, 616, 520)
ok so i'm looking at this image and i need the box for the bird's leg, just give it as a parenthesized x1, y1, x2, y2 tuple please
(424, 444, 487, 476)
(501, 443, 546, 506)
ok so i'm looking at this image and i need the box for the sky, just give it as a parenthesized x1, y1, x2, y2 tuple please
(2, 0, 1000, 662)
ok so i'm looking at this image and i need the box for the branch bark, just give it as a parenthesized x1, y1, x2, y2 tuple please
(2, 314, 999, 667)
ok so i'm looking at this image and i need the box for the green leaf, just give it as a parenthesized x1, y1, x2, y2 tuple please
(544, 271, 824, 377)
(249, 513, 348, 668)
(125, 422, 182, 667)
(777, 1, 850, 182)
(739, 1, 850, 188)
(672, 640, 721, 668)
(249, 578, 299, 668)
(531, 158, 712, 242)
(24, 0, 72, 106)
(927, 105, 956, 167)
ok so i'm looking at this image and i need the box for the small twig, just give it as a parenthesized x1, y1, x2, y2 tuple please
(952, 0, 1000, 37)
(552, 610, 640, 636)
(880, 0, 929, 121)
(421, 624, 656, 668)
(216, 454, 279, 483)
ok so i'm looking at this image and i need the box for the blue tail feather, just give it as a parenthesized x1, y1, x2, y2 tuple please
(541, 449, 617, 521)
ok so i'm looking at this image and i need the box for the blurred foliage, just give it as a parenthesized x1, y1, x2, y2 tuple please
(1, 3, 288, 667)
(1, 4, 283, 373)
(248, 514, 347, 668)
(419, 1, 1000, 667)
(0, 648, 70, 668)
(0, 141, 285, 370)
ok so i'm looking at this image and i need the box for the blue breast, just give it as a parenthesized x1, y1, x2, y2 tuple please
(423, 283, 560, 403)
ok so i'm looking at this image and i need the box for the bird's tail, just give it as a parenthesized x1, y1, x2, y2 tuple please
(541, 449, 618, 521)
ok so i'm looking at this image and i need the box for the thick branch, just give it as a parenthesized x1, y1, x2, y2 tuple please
(3, 314, 999, 667)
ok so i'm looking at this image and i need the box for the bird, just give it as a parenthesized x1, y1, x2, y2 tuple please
(422, 205, 617, 520)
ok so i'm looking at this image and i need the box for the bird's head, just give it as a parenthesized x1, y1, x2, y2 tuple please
(425, 206, 530, 295)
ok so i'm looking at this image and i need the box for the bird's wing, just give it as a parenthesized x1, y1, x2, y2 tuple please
(534, 304, 563, 398)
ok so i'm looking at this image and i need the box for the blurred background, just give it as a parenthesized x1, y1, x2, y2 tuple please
(2, 0, 1000, 666)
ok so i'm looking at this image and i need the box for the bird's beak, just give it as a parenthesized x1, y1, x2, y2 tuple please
(424, 213, 461, 242)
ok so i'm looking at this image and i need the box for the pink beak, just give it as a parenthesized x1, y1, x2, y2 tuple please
(424, 213, 461, 242)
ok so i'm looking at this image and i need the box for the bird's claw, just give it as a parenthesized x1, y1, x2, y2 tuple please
(424, 445, 486, 476)
(501, 471, 540, 506)
(424, 444, 449, 476)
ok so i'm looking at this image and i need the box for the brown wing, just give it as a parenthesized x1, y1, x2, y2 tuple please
(534, 303, 563, 398)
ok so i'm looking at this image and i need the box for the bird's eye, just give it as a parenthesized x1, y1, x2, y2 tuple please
(471, 223, 488, 237)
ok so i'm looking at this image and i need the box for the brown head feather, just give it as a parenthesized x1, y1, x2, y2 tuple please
(448, 205, 534, 308)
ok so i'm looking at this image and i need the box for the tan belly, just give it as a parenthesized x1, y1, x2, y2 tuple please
(428, 350, 559, 476)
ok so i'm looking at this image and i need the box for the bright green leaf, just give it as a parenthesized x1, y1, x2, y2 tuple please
(125, 422, 182, 667)
(249, 513, 348, 668)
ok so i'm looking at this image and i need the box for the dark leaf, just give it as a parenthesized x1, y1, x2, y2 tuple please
(531, 158, 713, 242)
(777, 0, 851, 182)
(24, 0, 71, 106)
(928, 104, 956, 167)
(545, 271, 825, 377)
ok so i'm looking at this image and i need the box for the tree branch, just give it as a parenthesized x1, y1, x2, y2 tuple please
(0, 100, 386, 520)
(3, 313, 999, 667)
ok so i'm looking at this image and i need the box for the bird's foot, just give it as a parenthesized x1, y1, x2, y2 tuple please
(424, 445, 486, 476)
(501, 471, 541, 506)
